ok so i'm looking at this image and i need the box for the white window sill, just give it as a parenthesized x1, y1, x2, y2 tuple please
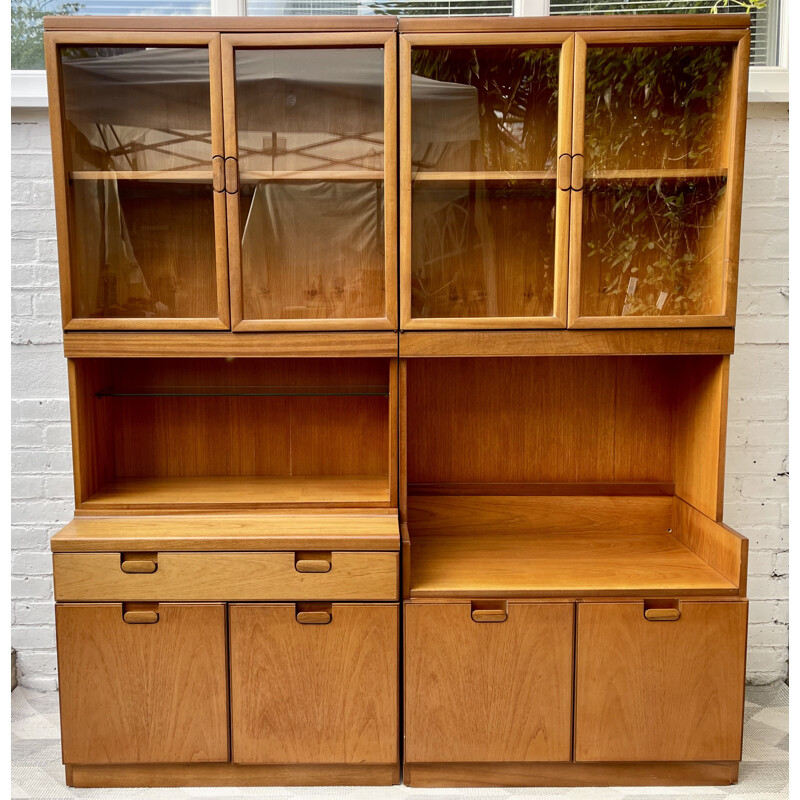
(11, 65, 789, 110)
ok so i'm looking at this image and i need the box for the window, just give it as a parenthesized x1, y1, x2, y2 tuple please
(548, 1, 783, 68)
(245, 1, 513, 16)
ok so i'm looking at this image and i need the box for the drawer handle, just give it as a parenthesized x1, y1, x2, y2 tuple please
(296, 611, 331, 625)
(123, 610, 159, 624)
(121, 559, 157, 574)
(295, 559, 331, 573)
(471, 609, 508, 623)
(644, 608, 681, 622)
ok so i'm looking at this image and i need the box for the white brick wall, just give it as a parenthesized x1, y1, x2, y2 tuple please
(10, 102, 790, 689)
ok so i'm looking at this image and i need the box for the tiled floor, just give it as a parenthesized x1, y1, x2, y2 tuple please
(11, 682, 788, 800)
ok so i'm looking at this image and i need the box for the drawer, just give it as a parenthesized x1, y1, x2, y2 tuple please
(53, 551, 398, 602)
(575, 599, 748, 762)
(56, 603, 228, 764)
(230, 603, 399, 764)
(404, 600, 574, 763)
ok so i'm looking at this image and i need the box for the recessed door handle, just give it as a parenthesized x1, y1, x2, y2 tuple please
(644, 608, 681, 621)
(123, 610, 159, 624)
(120, 559, 157, 574)
(296, 611, 331, 624)
(295, 559, 331, 573)
(471, 609, 508, 623)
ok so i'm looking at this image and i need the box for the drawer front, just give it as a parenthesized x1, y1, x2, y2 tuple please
(405, 601, 574, 763)
(53, 551, 398, 601)
(56, 603, 228, 765)
(229, 603, 398, 764)
(575, 600, 748, 762)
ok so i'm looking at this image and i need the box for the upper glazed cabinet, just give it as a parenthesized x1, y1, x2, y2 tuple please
(47, 25, 397, 331)
(400, 22, 749, 330)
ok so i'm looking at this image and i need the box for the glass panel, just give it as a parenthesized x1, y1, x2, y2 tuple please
(582, 45, 735, 174)
(234, 48, 384, 174)
(70, 180, 218, 320)
(411, 46, 561, 174)
(239, 180, 385, 321)
(61, 46, 213, 173)
(411, 180, 556, 319)
(579, 176, 728, 318)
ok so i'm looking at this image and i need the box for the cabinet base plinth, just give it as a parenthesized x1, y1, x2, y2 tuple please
(404, 761, 740, 788)
(65, 763, 399, 788)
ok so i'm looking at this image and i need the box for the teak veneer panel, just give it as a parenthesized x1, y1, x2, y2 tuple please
(56, 603, 228, 765)
(409, 531, 736, 598)
(575, 600, 748, 762)
(80, 476, 390, 512)
(53, 552, 399, 601)
(63, 332, 399, 359)
(404, 761, 740, 788)
(51, 514, 401, 552)
(399, 329, 735, 357)
(404, 601, 573, 763)
(230, 603, 398, 764)
(66, 764, 399, 788)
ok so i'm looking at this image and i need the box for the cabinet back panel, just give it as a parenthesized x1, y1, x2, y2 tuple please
(75, 358, 389, 481)
(407, 357, 676, 484)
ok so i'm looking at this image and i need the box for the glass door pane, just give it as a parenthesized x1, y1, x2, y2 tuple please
(226, 39, 395, 330)
(57, 42, 228, 328)
(573, 39, 740, 325)
(405, 38, 571, 328)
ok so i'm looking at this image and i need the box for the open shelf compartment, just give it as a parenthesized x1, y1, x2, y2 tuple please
(403, 354, 746, 598)
(71, 357, 396, 512)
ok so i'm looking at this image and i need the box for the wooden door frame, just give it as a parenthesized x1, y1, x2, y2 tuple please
(45, 31, 231, 331)
(567, 29, 750, 330)
(221, 31, 398, 332)
(399, 31, 574, 331)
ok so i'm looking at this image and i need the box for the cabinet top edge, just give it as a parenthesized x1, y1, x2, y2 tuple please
(43, 15, 398, 33)
(398, 13, 750, 33)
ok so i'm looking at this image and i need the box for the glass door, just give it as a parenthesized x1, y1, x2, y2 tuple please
(569, 30, 750, 328)
(222, 33, 397, 331)
(400, 33, 573, 330)
(47, 32, 230, 330)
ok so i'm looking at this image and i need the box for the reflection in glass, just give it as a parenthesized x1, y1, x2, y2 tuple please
(71, 180, 218, 319)
(580, 177, 728, 317)
(411, 46, 561, 173)
(411, 181, 556, 319)
(583, 45, 734, 173)
(240, 180, 385, 321)
(61, 47, 213, 172)
(235, 48, 384, 173)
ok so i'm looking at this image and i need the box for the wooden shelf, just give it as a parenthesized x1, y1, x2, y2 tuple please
(585, 168, 728, 183)
(79, 475, 391, 512)
(52, 513, 400, 552)
(240, 170, 384, 182)
(412, 171, 555, 182)
(69, 170, 214, 182)
(409, 531, 738, 598)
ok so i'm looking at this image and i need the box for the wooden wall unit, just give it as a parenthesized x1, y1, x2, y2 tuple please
(44, 11, 750, 791)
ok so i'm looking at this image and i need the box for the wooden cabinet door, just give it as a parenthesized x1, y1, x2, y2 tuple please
(45, 32, 230, 330)
(56, 603, 228, 764)
(221, 33, 397, 331)
(400, 33, 573, 330)
(575, 600, 748, 762)
(229, 603, 398, 764)
(404, 601, 574, 763)
(568, 30, 750, 329)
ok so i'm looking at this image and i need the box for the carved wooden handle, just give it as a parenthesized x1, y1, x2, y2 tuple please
(644, 608, 681, 622)
(296, 611, 332, 624)
(123, 610, 159, 624)
(471, 609, 508, 623)
(120, 560, 157, 574)
(295, 559, 331, 573)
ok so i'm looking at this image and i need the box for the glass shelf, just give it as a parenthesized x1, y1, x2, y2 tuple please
(96, 385, 390, 398)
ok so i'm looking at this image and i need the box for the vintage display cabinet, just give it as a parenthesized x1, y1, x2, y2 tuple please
(44, 11, 750, 789)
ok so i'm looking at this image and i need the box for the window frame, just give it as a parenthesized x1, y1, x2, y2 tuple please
(10, 0, 787, 106)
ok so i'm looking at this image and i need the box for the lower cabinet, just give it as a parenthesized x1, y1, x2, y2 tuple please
(404, 601, 574, 763)
(229, 603, 399, 764)
(56, 602, 229, 764)
(575, 600, 748, 762)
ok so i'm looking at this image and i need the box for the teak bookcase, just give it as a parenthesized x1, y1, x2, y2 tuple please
(44, 12, 750, 790)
